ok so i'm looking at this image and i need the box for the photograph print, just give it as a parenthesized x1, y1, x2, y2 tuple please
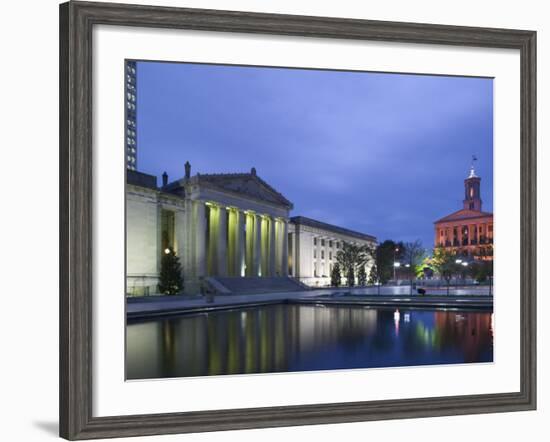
(125, 60, 494, 380)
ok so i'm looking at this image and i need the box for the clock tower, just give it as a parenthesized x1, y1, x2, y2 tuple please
(463, 165, 482, 211)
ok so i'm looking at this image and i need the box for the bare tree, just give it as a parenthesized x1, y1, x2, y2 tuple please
(402, 240, 426, 295)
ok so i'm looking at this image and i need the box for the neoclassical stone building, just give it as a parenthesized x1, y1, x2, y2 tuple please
(434, 165, 494, 260)
(126, 163, 376, 295)
(288, 216, 376, 287)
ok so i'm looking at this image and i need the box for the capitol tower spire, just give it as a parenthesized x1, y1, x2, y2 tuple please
(464, 156, 482, 211)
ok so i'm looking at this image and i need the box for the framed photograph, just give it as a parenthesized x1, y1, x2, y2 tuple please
(59, 1, 536, 439)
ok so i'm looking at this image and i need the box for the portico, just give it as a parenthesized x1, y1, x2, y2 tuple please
(161, 163, 292, 293)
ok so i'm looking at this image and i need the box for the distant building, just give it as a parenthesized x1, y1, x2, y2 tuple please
(125, 61, 137, 170)
(434, 164, 493, 260)
(126, 164, 376, 295)
(288, 216, 376, 287)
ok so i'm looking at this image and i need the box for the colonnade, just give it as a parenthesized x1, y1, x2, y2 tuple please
(193, 201, 288, 278)
(436, 222, 493, 247)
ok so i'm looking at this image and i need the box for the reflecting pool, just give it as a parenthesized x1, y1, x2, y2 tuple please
(126, 304, 493, 379)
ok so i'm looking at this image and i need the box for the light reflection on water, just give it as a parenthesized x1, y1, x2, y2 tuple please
(126, 304, 493, 380)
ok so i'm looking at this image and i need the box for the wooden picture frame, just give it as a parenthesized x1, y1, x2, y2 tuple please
(59, 1, 536, 439)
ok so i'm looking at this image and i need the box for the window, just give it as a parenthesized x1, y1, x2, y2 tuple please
(329, 252, 332, 260)
(313, 237, 317, 246)
(321, 250, 325, 259)
(313, 250, 317, 259)
(321, 239, 325, 246)
(329, 240, 333, 247)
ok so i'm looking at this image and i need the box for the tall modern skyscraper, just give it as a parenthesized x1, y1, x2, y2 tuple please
(125, 61, 137, 170)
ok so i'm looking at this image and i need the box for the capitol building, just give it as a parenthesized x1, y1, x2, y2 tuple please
(434, 164, 494, 260)
(126, 163, 377, 296)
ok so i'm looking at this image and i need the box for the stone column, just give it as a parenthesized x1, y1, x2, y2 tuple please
(281, 220, 289, 277)
(288, 232, 294, 276)
(319, 237, 323, 278)
(295, 229, 301, 277)
(174, 209, 187, 285)
(226, 209, 236, 276)
(195, 201, 206, 278)
(217, 206, 227, 276)
(253, 214, 262, 276)
(269, 217, 276, 277)
(236, 211, 246, 277)
(244, 213, 253, 276)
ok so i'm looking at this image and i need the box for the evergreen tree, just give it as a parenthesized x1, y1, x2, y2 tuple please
(336, 242, 370, 287)
(158, 248, 184, 295)
(346, 267, 355, 287)
(368, 262, 378, 285)
(357, 266, 367, 286)
(331, 262, 341, 287)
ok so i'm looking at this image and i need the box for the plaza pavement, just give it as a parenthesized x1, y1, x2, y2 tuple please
(127, 285, 493, 320)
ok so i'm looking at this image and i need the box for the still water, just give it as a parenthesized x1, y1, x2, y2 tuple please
(126, 304, 493, 380)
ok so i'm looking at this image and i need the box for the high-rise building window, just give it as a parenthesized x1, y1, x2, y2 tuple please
(125, 60, 138, 169)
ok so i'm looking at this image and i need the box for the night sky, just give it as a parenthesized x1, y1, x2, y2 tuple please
(135, 61, 493, 249)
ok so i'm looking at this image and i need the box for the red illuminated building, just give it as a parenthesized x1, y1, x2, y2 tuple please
(434, 164, 493, 260)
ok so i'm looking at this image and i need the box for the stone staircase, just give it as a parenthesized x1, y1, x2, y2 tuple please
(208, 276, 308, 295)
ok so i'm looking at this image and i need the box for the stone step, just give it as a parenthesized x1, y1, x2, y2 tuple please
(210, 276, 307, 294)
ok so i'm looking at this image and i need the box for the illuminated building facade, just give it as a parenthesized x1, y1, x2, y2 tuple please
(288, 217, 376, 287)
(126, 164, 376, 295)
(434, 165, 493, 260)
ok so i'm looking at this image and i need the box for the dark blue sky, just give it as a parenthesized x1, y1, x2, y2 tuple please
(135, 61, 493, 249)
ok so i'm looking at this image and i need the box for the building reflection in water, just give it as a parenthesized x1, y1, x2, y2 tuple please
(126, 305, 493, 380)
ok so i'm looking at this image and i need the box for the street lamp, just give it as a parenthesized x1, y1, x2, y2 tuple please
(393, 247, 399, 281)
(393, 261, 400, 282)
(455, 259, 462, 264)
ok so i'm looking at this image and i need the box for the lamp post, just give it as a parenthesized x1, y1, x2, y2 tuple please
(461, 261, 468, 284)
(393, 262, 400, 283)
(393, 247, 399, 281)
